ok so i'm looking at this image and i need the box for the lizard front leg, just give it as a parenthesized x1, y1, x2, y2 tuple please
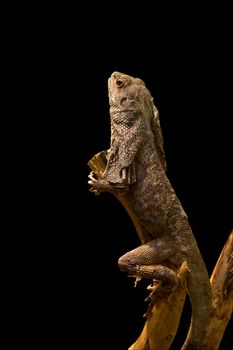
(118, 237, 179, 318)
(88, 171, 129, 195)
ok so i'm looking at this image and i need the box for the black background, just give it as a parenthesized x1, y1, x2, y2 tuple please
(23, 9, 232, 349)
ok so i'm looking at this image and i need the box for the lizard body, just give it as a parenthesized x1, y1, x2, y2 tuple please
(88, 72, 212, 350)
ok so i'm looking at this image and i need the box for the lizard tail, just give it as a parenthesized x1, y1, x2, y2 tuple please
(181, 259, 213, 350)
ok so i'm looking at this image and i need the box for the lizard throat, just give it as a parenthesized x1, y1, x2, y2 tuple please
(103, 109, 145, 185)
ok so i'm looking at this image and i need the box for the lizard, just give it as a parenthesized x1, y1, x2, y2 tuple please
(88, 71, 213, 350)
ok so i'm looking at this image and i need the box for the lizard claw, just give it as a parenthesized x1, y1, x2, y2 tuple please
(145, 281, 161, 302)
(88, 173, 98, 195)
(143, 279, 177, 319)
(88, 171, 97, 182)
(143, 281, 161, 319)
(88, 171, 101, 195)
(127, 274, 142, 287)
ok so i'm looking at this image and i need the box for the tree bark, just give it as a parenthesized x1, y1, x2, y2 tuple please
(201, 230, 233, 350)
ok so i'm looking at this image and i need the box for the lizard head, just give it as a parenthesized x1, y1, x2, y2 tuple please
(108, 71, 146, 111)
(108, 71, 157, 135)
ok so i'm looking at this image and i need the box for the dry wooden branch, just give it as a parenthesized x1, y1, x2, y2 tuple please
(202, 230, 233, 350)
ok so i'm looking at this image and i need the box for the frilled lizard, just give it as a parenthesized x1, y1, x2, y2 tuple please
(88, 72, 212, 350)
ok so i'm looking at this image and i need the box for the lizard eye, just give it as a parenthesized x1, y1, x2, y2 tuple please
(116, 79, 124, 88)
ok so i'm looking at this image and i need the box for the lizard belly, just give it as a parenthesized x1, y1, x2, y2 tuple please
(128, 178, 169, 240)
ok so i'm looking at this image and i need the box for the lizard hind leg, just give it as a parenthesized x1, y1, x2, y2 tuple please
(118, 237, 179, 285)
(118, 238, 179, 318)
(139, 263, 179, 318)
(142, 265, 179, 318)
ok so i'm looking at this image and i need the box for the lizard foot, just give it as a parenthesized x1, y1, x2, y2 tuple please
(143, 280, 161, 319)
(143, 280, 176, 319)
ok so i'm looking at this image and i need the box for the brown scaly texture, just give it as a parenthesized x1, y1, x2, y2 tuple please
(88, 72, 213, 349)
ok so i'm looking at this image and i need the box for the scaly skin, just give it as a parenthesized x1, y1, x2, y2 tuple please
(88, 72, 212, 349)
